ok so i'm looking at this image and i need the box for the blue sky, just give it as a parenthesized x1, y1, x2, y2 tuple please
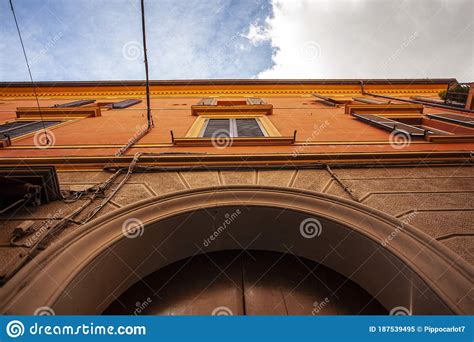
(1, 0, 473, 82)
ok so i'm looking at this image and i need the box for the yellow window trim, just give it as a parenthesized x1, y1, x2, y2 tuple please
(175, 114, 292, 147)
(185, 114, 281, 137)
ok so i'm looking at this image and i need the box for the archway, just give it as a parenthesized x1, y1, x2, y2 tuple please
(0, 186, 471, 315)
(105, 250, 388, 315)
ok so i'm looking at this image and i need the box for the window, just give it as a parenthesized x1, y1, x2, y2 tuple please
(110, 99, 142, 109)
(246, 97, 266, 105)
(0, 120, 62, 138)
(174, 97, 293, 146)
(201, 118, 266, 138)
(352, 114, 428, 137)
(312, 93, 349, 106)
(236, 118, 266, 137)
(192, 97, 273, 116)
(53, 100, 95, 108)
(352, 113, 474, 142)
(426, 113, 474, 128)
(352, 97, 390, 105)
(197, 98, 217, 106)
(196, 97, 266, 106)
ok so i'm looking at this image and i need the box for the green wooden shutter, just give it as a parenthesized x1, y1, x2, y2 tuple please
(202, 119, 231, 137)
(235, 118, 264, 137)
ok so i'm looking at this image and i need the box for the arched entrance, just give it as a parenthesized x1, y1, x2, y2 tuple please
(105, 250, 387, 315)
(0, 186, 471, 315)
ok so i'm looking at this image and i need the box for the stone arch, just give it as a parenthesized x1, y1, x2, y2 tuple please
(0, 186, 471, 314)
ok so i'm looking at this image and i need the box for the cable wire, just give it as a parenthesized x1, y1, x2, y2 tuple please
(9, 0, 49, 143)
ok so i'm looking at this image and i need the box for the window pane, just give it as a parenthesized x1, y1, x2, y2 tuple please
(0, 121, 62, 138)
(246, 97, 266, 105)
(202, 119, 230, 137)
(112, 99, 142, 109)
(54, 100, 95, 108)
(236, 118, 264, 137)
(197, 98, 216, 106)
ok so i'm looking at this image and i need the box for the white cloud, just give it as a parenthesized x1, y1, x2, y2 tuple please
(242, 21, 271, 46)
(253, 0, 474, 81)
(1, 0, 274, 81)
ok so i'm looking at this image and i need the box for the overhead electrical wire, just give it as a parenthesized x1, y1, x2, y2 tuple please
(9, 0, 49, 144)
(1, 0, 158, 283)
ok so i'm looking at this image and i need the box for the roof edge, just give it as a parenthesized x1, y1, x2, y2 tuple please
(0, 78, 458, 88)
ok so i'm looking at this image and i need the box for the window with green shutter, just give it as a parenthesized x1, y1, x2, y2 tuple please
(200, 118, 266, 137)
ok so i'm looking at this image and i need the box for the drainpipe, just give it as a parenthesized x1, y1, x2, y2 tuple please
(114, 0, 154, 157)
(141, 0, 153, 129)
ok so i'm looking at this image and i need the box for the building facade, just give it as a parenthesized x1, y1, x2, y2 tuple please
(0, 79, 472, 315)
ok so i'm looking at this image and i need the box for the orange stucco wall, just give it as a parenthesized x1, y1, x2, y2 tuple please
(0, 81, 473, 160)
